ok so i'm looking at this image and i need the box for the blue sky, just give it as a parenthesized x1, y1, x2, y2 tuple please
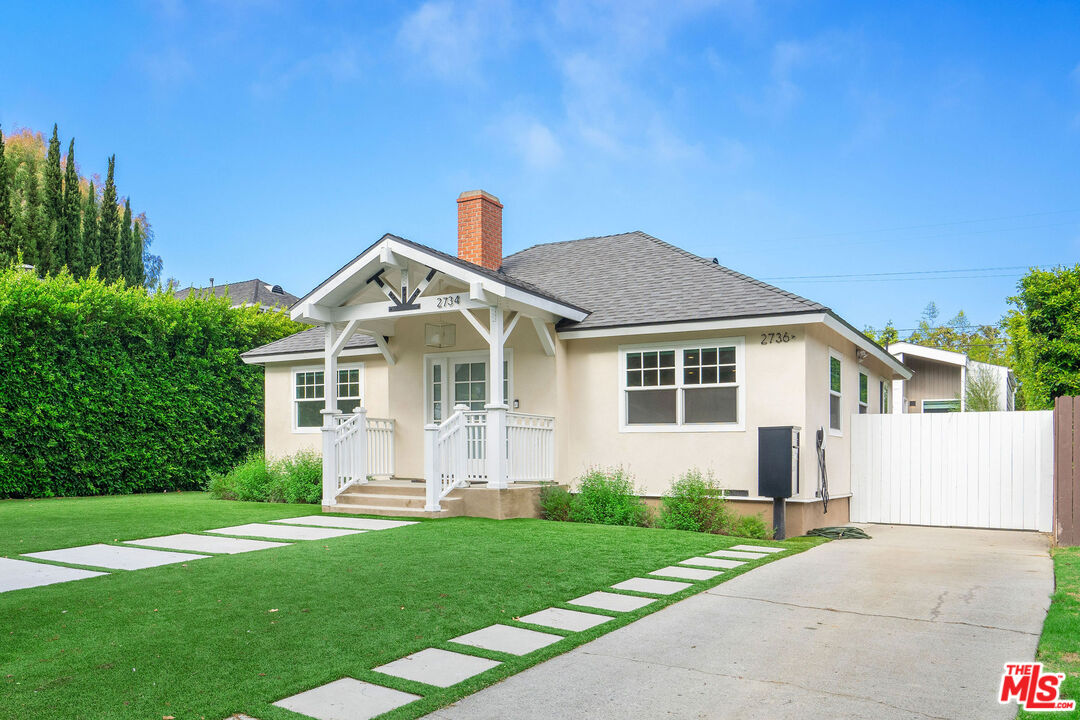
(2, 0, 1078, 332)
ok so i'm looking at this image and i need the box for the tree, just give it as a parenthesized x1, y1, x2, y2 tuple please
(1007, 265, 1080, 409)
(965, 365, 1000, 412)
(119, 198, 139, 285)
(44, 125, 64, 268)
(864, 320, 899, 347)
(61, 139, 82, 276)
(82, 181, 99, 273)
(10, 153, 50, 272)
(0, 127, 13, 263)
(98, 155, 120, 281)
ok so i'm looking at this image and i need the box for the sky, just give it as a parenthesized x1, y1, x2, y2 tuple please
(2, 0, 1078, 333)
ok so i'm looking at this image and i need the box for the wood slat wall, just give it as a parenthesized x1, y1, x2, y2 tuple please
(1054, 396, 1080, 546)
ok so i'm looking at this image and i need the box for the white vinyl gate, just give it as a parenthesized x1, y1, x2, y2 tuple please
(850, 411, 1054, 531)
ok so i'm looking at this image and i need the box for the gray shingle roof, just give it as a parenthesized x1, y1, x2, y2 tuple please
(243, 231, 830, 360)
(175, 279, 299, 310)
(243, 325, 376, 359)
(500, 231, 826, 331)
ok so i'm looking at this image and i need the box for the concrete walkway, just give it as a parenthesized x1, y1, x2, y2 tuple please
(428, 525, 1053, 720)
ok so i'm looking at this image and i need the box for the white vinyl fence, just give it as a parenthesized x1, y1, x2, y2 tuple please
(850, 411, 1054, 531)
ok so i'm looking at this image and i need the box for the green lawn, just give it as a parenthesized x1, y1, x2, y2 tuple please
(1021, 546, 1080, 719)
(0, 493, 822, 720)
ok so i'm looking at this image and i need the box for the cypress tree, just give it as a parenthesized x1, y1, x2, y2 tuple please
(44, 124, 64, 268)
(0, 127, 13, 264)
(82, 181, 99, 274)
(24, 161, 51, 274)
(132, 221, 146, 287)
(61, 139, 82, 276)
(119, 198, 133, 283)
(98, 155, 119, 282)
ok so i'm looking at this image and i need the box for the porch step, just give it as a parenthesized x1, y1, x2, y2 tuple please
(326, 498, 464, 519)
(340, 482, 426, 497)
(332, 483, 466, 518)
(336, 492, 439, 510)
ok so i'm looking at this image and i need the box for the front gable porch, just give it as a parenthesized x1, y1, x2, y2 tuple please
(289, 234, 587, 515)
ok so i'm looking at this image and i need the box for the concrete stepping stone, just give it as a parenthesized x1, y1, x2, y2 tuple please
(567, 591, 656, 613)
(372, 648, 500, 688)
(649, 565, 721, 581)
(707, 549, 767, 560)
(517, 607, 613, 632)
(611, 577, 692, 596)
(732, 544, 785, 553)
(0, 557, 107, 593)
(680, 556, 746, 569)
(272, 516, 417, 531)
(272, 677, 420, 720)
(205, 523, 364, 541)
(450, 623, 563, 656)
(23, 543, 207, 570)
(125, 534, 289, 555)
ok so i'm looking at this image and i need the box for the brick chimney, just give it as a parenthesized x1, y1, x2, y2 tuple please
(457, 190, 503, 270)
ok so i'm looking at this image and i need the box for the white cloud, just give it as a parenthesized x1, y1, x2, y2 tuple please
(739, 34, 849, 119)
(500, 116, 564, 169)
(251, 46, 362, 97)
(397, 0, 513, 81)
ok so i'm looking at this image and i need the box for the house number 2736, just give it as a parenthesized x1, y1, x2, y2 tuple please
(761, 331, 795, 345)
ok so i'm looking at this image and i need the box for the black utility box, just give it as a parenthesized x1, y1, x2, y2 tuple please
(758, 426, 800, 498)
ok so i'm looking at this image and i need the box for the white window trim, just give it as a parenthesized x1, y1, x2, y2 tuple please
(857, 368, 869, 414)
(828, 348, 843, 436)
(618, 336, 746, 433)
(423, 349, 515, 425)
(292, 362, 365, 434)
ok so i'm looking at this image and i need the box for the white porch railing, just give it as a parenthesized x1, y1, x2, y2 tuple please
(331, 410, 395, 494)
(507, 412, 555, 482)
(424, 405, 555, 511)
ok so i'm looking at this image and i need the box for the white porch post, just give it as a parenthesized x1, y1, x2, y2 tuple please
(424, 424, 440, 511)
(486, 305, 509, 489)
(320, 323, 341, 506)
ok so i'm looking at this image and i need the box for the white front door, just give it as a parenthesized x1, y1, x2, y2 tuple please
(425, 351, 513, 424)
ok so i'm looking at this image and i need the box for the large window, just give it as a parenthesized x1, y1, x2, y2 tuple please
(620, 339, 743, 431)
(294, 364, 364, 430)
(858, 371, 869, 414)
(829, 351, 842, 433)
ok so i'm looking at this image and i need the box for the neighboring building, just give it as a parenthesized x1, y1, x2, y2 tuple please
(242, 190, 911, 531)
(887, 341, 1016, 414)
(175, 279, 299, 311)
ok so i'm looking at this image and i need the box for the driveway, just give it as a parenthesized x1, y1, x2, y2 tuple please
(429, 525, 1053, 720)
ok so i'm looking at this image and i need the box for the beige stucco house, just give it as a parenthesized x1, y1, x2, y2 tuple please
(242, 190, 910, 533)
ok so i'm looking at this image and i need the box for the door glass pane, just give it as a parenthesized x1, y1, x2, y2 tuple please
(626, 389, 677, 424)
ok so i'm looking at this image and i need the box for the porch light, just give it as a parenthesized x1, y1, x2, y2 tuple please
(425, 323, 456, 348)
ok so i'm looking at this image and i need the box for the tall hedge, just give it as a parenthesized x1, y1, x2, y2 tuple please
(0, 267, 302, 497)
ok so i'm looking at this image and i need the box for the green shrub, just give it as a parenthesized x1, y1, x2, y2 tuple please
(569, 467, 650, 527)
(656, 468, 732, 534)
(207, 450, 322, 504)
(0, 266, 302, 498)
(538, 484, 572, 521)
(732, 513, 772, 540)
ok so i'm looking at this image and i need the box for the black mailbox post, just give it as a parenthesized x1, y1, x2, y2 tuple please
(758, 426, 800, 539)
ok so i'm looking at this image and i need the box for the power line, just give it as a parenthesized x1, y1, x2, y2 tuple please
(762, 265, 1039, 281)
(777, 273, 1024, 283)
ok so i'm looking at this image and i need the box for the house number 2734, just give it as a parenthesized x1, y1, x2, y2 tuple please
(761, 331, 795, 345)
(436, 295, 462, 309)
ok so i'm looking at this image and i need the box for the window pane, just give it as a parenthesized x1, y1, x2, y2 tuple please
(684, 387, 738, 423)
(684, 367, 700, 384)
(701, 366, 717, 384)
(433, 364, 441, 382)
(859, 373, 868, 403)
(627, 353, 642, 370)
(314, 384, 324, 399)
(717, 367, 736, 383)
(830, 357, 841, 393)
(455, 364, 469, 381)
(659, 350, 675, 368)
(659, 368, 675, 386)
(433, 401, 442, 422)
(643, 369, 658, 386)
(339, 398, 363, 414)
(684, 349, 699, 366)
(858, 405, 867, 415)
(626, 389, 677, 424)
(455, 382, 469, 403)
(717, 348, 735, 364)
(297, 400, 324, 427)
(642, 352, 658, 369)
(627, 370, 642, 387)
(830, 394, 841, 430)
(702, 348, 718, 365)
(471, 383, 485, 401)
(472, 363, 485, 381)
